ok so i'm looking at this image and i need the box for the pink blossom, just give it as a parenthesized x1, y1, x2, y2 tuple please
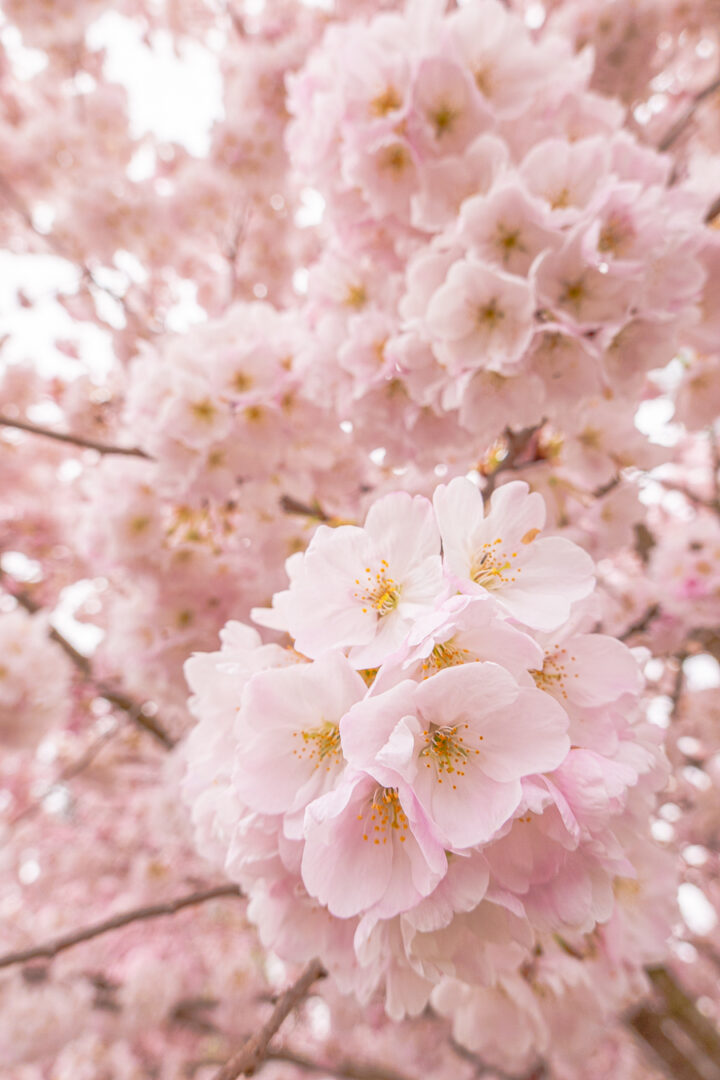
(341, 662, 569, 848)
(301, 770, 447, 919)
(535, 232, 633, 329)
(233, 651, 367, 821)
(254, 492, 444, 668)
(425, 257, 535, 373)
(408, 57, 490, 159)
(459, 180, 559, 277)
(520, 137, 611, 225)
(433, 477, 595, 629)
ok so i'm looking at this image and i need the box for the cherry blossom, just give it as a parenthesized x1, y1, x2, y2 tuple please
(1, 0, 720, 1076)
(433, 477, 595, 629)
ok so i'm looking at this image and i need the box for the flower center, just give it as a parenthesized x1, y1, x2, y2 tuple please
(380, 143, 412, 175)
(354, 560, 401, 616)
(291, 720, 342, 769)
(370, 86, 402, 117)
(476, 298, 504, 329)
(431, 103, 458, 136)
(530, 647, 577, 701)
(359, 787, 409, 845)
(420, 723, 481, 789)
(496, 226, 525, 261)
(470, 539, 518, 589)
(421, 638, 472, 676)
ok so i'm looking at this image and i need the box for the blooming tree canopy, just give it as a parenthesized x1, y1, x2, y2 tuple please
(1, 1, 720, 1078)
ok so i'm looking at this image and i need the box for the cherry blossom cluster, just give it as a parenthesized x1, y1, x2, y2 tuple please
(184, 478, 671, 1069)
(287, 0, 709, 467)
(2, 0, 720, 1076)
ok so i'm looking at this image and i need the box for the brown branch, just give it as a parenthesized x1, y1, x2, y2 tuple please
(669, 654, 687, 720)
(212, 959, 327, 1080)
(0, 173, 153, 334)
(266, 1048, 418, 1080)
(226, 1, 247, 36)
(8, 583, 92, 676)
(94, 683, 177, 750)
(630, 1008, 708, 1080)
(658, 75, 720, 153)
(710, 427, 720, 513)
(646, 966, 720, 1066)
(448, 1037, 545, 1080)
(279, 494, 331, 523)
(653, 476, 718, 511)
(0, 415, 152, 459)
(172, 996, 221, 1034)
(188, 1051, 418, 1080)
(0, 885, 242, 971)
(592, 474, 621, 499)
(619, 603, 661, 642)
(705, 192, 720, 225)
(3, 579, 176, 749)
(6, 718, 125, 833)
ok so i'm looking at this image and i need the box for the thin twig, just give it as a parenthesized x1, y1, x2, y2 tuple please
(653, 477, 718, 511)
(212, 959, 327, 1080)
(0, 415, 152, 459)
(94, 683, 177, 750)
(0, 173, 152, 333)
(267, 1048, 418, 1080)
(710, 427, 720, 514)
(279, 494, 331, 523)
(0, 885, 242, 971)
(448, 1036, 545, 1079)
(189, 1049, 418, 1080)
(3, 579, 176, 749)
(630, 1008, 707, 1080)
(705, 192, 720, 225)
(6, 717, 125, 833)
(619, 603, 661, 642)
(592, 474, 621, 499)
(646, 965, 720, 1065)
(658, 75, 720, 153)
(669, 653, 687, 720)
(7, 583, 92, 676)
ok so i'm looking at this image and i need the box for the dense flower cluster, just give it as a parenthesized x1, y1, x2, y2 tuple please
(184, 479, 673, 1069)
(1, 0, 720, 1076)
(287, 0, 708, 466)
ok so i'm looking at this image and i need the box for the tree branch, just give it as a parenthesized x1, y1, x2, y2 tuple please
(0, 885, 242, 971)
(646, 965, 720, 1065)
(619, 603, 661, 642)
(657, 75, 720, 153)
(4, 579, 176, 749)
(710, 427, 720, 513)
(448, 1036, 545, 1079)
(669, 654, 687, 719)
(279, 494, 331, 523)
(653, 476, 718, 511)
(0, 414, 152, 459)
(630, 1008, 708, 1080)
(6, 717, 124, 832)
(0, 172, 153, 335)
(212, 959, 327, 1080)
(188, 1050, 418, 1080)
(265, 1048, 417, 1080)
(705, 192, 720, 225)
(8, 583, 92, 673)
(94, 683, 177, 750)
